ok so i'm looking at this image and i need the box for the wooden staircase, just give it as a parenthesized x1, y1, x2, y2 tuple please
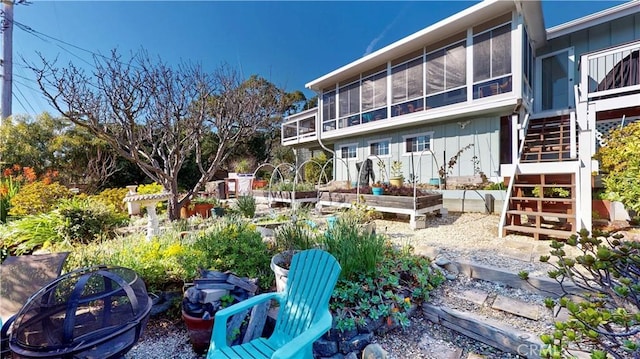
(502, 115, 578, 240)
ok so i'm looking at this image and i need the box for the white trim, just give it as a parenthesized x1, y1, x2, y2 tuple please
(535, 47, 575, 112)
(547, 1, 640, 40)
(367, 138, 392, 158)
(401, 131, 435, 156)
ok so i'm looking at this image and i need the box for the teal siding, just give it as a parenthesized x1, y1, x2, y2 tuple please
(332, 117, 500, 185)
(539, 13, 640, 88)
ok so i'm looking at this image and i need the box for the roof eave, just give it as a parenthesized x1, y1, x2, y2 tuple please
(306, 0, 518, 92)
(547, 0, 640, 40)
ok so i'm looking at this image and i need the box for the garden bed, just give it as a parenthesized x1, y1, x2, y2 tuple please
(252, 190, 318, 205)
(317, 190, 443, 229)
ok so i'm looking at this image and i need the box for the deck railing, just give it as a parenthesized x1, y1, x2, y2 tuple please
(581, 41, 640, 101)
(281, 109, 318, 144)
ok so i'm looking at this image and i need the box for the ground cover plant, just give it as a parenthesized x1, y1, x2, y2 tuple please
(320, 215, 445, 332)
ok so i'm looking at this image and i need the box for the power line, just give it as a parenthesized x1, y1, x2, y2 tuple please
(13, 82, 38, 114)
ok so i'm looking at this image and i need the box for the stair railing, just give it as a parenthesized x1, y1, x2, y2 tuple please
(498, 112, 531, 238)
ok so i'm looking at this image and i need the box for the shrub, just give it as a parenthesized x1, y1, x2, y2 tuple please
(323, 216, 385, 280)
(92, 187, 129, 213)
(56, 197, 129, 244)
(59, 230, 188, 292)
(595, 121, 640, 214)
(182, 216, 273, 290)
(304, 152, 332, 185)
(273, 221, 319, 252)
(0, 212, 63, 255)
(234, 195, 256, 218)
(529, 229, 640, 358)
(8, 181, 72, 217)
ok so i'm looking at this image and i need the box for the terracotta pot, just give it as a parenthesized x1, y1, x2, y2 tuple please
(193, 203, 213, 218)
(252, 179, 268, 189)
(182, 309, 214, 354)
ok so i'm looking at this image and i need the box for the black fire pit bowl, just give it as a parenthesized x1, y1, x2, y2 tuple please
(9, 266, 152, 359)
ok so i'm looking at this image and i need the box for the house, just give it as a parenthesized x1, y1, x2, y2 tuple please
(281, 0, 640, 239)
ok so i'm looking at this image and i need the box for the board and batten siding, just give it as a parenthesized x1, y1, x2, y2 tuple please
(539, 12, 640, 90)
(333, 116, 500, 185)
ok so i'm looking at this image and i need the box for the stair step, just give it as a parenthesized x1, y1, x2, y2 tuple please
(503, 225, 573, 239)
(510, 197, 575, 203)
(506, 210, 575, 219)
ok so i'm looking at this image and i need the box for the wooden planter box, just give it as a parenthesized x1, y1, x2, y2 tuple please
(318, 191, 442, 209)
(252, 190, 318, 204)
(317, 191, 443, 229)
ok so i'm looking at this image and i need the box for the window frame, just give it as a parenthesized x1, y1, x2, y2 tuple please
(338, 143, 358, 160)
(322, 90, 337, 132)
(472, 22, 512, 84)
(402, 132, 434, 156)
(391, 55, 424, 105)
(367, 139, 392, 158)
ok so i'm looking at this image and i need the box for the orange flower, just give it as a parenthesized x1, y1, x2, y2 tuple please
(12, 164, 21, 172)
(23, 167, 37, 182)
(3, 168, 12, 177)
(42, 177, 52, 185)
(0, 184, 7, 197)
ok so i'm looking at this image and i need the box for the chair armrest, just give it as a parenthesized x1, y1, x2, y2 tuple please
(271, 311, 332, 359)
(211, 291, 283, 351)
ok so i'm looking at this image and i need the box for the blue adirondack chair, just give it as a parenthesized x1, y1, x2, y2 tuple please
(207, 249, 341, 359)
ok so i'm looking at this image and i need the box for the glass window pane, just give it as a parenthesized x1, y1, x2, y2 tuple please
(392, 64, 407, 103)
(362, 79, 373, 110)
(473, 31, 491, 82)
(542, 52, 569, 110)
(322, 91, 335, 121)
(374, 73, 387, 107)
(446, 43, 466, 89)
(407, 58, 423, 99)
(426, 50, 444, 94)
(492, 24, 511, 77)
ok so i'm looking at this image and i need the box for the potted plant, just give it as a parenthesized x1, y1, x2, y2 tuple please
(270, 220, 319, 291)
(371, 181, 384, 196)
(389, 160, 404, 187)
(191, 197, 218, 218)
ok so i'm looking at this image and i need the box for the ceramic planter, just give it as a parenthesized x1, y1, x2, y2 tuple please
(372, 187, 384, 196)
(270, 251, 298, 292)
(389, 177, 403, 187)
(182, 309, 214, 354)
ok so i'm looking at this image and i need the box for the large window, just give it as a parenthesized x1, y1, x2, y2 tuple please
(426, 41, 467, 108)
(338, 81, 360, 128)
(404, 133, 433, 154)
(362, 70, 388, 123)
(473, 23, 512, 99)
(322, 90, 336, 132)
(392, 57, 423, 105)
(369, 140, 390, 157)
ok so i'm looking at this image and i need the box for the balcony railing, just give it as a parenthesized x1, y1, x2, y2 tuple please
(581, 41, 640, 100)
(281, 108, 318, 144)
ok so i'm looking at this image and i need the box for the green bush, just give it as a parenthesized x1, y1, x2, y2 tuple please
(9, 181, 72, 217)
(56, 198, 129, 244)
(273, 221, 319, 253)
(92, 187, 129, 213)
(323, 216, 385, 280)
(529, 230, 640, 358)
(0, 212, 62, 255)
(183, 216, 274, 290)
(304, 152, 332, 185)
(234, 195, 256, 218)
(59, 230, 188, 292)
(595, 121, 640, 214)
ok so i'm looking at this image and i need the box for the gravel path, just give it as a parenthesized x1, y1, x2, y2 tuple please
(127, 212, 569, 359)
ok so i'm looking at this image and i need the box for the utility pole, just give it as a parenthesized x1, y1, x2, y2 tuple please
(1, 0, 13, 125)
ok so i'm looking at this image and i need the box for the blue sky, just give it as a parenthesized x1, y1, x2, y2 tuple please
(9, 0, 628, 117)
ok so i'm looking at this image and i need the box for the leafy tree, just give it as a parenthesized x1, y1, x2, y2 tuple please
(595, 121, 640, 215)
(0, 113, 121, 192)
(32, 50, 292, 219)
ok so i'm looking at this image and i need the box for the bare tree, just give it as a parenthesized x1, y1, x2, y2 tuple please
(31, 50, 287, 219)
